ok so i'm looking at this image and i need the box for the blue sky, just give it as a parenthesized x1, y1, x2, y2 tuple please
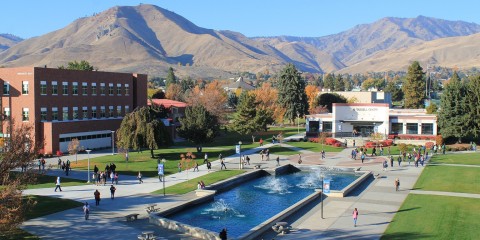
(1, 0, 479, 39)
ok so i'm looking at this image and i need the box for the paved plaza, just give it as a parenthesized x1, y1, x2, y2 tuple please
(20, 136, 447, 239)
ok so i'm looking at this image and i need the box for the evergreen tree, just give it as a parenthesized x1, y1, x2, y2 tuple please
(316, 93, 347, 112)
(177, 105, 219, 146)
(277, 64, 309, 122)
(180, 76, 195, 93)
(403, 61, 426, 109)
(465, 75, 480, 138)
(323, 73, 335, 90)
(438, 72, 468, 142)
(334, 74, 345, 91)
(384, 81, 404, 101)
(117, 106, 172, 158)
(231, 91, 262, 135)
(343, 75, 353, 91)
(58, 60, 95, 71)
(314, 75, 324, 88)
(165, 67, 177, 87)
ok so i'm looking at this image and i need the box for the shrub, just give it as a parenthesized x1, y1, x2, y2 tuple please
(334, 142, 342, 147)
(398, 143, 408, 153)
(425, 142, 434, 149)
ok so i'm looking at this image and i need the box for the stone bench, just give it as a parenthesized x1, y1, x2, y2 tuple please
(125, 213, 139, 222)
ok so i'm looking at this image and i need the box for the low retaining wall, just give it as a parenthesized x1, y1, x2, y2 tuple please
(207, 169, 267, 193)
(238, 190, 321, 240)
(326, 170, 371, 198)
(149, 215, 220, 240)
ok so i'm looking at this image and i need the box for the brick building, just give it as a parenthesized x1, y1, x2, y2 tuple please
(0, 67, 147, 154)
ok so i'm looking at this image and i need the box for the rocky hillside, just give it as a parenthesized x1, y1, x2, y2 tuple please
(0, 34, 23, 52)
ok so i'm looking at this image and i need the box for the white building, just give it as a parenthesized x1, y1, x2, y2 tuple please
(306, 103, 437, 137)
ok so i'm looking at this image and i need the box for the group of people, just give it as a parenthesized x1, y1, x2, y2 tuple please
(93, 163, 119, 186)
(197, 181, 206, 189)
(57, 158, 71, 176)
(259, 149, 270, 161)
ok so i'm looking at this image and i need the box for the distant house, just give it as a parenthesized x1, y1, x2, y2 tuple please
(223, 77, 255, 93)
(148, 99, 188, 140)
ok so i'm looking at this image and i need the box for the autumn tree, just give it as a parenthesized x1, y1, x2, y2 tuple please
(68, 138, 80, 163)
(165, 83, 184, 101)
(0, 122, 41, 233)
(185, 80, 227, 122)
(277, 64, 309, 123)
(177, 105, 219, 147)
(403, 61, 426, 109)
(252, 82, 285, 123)
(116, 106, 172, 158)
(305, 85, 320, 114)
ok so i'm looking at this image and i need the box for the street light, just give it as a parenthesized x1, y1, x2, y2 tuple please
(238, 141, 242, 169)
(86, 149, 92, 183)
(161, 158, 166, 196)
(111, 130, 115, 155)
(297, 112, 300, 133)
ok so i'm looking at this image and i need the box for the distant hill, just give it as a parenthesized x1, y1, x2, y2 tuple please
(254, 16, 480, 67)
(0, 34, 23, 52)
(1, 5, 480, 77)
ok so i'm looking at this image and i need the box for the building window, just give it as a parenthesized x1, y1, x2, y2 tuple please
(109, 106, 114, 118)
(82, 82, 88, 95)
(125, 105, 130, 114)
(40, 108, 47, 121)
(406, 123, 418, 134)
(72, 82, 78, 95)
(91, 107, 97, 118)
(125, 84, 129, 95)
(116, 84, 122, 95)
(73, 107, 79, 120)
(100, 106, 106, 118)
(52, 107, 58, 121)
(4, 107, 10, 118)
(22, 108, 29, 121)
(391, 123, 403, 134)
(40, 81, 47, 95)
(421, 123, 434, 135)
(3, 82, 10, 95)
(117, 106, 122, 117)
(82, 107, 88, 119)
(322, 121, 332, 132)
(91, 83, 97, 95)
(52, 81, 58, 95)
(109, 83, 114, 95)
(100, 83, 106, 95)
(62, 107, 69, 121)
(22, 81, 29, 95)
(62, 82, 68, 95)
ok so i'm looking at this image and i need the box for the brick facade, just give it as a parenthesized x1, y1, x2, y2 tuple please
(0, 67, 147, 154)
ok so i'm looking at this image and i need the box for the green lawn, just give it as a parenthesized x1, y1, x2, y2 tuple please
(152, 170, 245, 195)
(266, 145, 300, 156)
(286, 141, 344, 152)
(26, 174, 88, 189)
(0, 195, 82, 240)
(414, 165, 480, 194)
(429, 153, 480, 165)
(382, 194, 480, 240)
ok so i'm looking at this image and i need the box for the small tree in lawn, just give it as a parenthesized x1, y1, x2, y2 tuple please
(319, 132, 329, 151)
(180, 152, 196, 181)
(370, 132, 384, 147)
(68, 138, 80, 163)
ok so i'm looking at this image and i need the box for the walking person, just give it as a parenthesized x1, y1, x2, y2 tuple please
(193, 161, 199, 172)
(383, 160, 388, 171)
(54, 176, 62, 192)
(110, 171, 115, 185)
(321, 150, 325, 159)
(361, 152, 365, 163)
(114, 172, 119, 185)
(137, 171, 143, 184)
(83, 202, 90, 220)
(394, 178, 400, 191)
(220, 158, 227, 170)
(246, 155, 250, 165)
(203, 153, 208, 164)
(110, 185, 116, 199)
(57, 158, 62, 169)
(353, 208, 359, 227)
(276, 156, 280, 166)
(298, 154, 302, 164)
(207, 160, 212, 172)
(266, 149, 270, 161)
(177, 162, 182, 172)
(94, 190, 101, 206)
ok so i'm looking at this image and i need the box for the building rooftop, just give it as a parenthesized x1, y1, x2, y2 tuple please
(149, 99, 188, 108)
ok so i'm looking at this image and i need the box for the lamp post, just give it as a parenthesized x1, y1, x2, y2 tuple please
(321, 175, 324, 219)
(86, 149, 92, 183)
(238, 141, 242, 169)
(111, 130, 115, 155)
(297, 112, 300, 133)
(161, 158, 166, 196)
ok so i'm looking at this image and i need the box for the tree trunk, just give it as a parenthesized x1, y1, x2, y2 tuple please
(150, 148, 154, 158)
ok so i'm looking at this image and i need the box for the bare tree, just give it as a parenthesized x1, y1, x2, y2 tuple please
(68, 138, 80, 163)
(0, 122, 41, 232)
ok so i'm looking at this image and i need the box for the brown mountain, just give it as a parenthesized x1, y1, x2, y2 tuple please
(339, 32, 480, 73)
(0, 4, 338, 77)
(0, 34, 23, 52)
(255, 16, 480, 67)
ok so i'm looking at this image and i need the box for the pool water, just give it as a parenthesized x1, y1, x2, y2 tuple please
(167, 170, 360, 238)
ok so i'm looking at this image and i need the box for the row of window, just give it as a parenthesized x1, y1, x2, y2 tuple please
(10, 106, 130, 122)
(391, 123, 434, 135)
(59, 133, 112, 143)
(3, 81, 130, 96)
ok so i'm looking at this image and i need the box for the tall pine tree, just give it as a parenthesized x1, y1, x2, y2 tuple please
(465, 75, 480, 138)
(277, 64, 308, 123)
(403, 61, 426, 109)
(323, 73, 335, 90)
(438, 71, 468, 142)
(231, 91, 272, 135)
(177, 105, 219, 146)
(165, 67, 177, 87)
(334, 74, 345, 91)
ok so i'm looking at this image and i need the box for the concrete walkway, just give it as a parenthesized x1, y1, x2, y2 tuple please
(20, 138, 475, 240)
